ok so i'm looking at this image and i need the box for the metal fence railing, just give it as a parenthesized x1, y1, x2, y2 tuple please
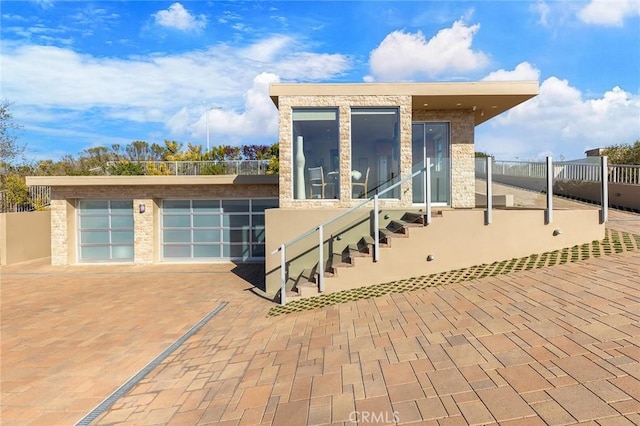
(475, 159, 640, 185)
(105, 160, 271, 176)
(0, 186, 51, 213)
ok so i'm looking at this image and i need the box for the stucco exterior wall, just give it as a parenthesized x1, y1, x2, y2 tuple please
(49, 183, 278, 265)
(265, 207, 604, 296)
(277, 97, 476, 209)
(0, 211, 51, 265)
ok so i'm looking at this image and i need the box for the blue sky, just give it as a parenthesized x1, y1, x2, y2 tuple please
(1, 0, 639, 162)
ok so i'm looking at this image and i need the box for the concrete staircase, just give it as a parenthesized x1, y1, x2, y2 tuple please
(287, 210, 441, 300)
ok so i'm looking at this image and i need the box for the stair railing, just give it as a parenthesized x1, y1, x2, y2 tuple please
(272, 159, 433, 305)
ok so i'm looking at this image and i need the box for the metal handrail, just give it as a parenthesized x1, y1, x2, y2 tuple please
(271, 163, 429, 255)
(273, 160, 432, 305)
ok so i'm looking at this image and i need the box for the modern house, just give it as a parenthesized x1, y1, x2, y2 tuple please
(26, 81, 604, 302)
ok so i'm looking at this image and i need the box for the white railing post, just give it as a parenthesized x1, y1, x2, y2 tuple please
(425, 157, 432, 225)
(280, 244, 286, 305)
(374, 194, 380, 262)
(486, 156, 492, 225)
(422, 146, 427, 217)
(601, 156, 608, 224)
(318, 225, 324, 293)
(546, 156, 553, 224)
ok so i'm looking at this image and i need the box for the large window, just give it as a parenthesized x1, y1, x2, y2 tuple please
(78, 200, 134, 262)
(161, 199, 278, 261)
(292, 109, 340, 200)
(351, 108, 400, 199)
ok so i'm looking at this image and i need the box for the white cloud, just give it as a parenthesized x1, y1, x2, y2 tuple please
(530, 0, 551, 26)
(153, 3, 207, 31)
(1, 36, 350, 152)
(477, 63, 640, 161)
(169, 73, 281, 143)
(367, 20, 489, 81)
(482, 62, 540, 81)
(578, 0, 640, 26)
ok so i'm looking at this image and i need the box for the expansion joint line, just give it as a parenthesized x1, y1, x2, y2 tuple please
(75, 301, 228, 426)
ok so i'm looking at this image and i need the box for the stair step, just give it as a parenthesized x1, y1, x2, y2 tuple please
(361, 235, 375, 246)
(402, 212, 425, 225)
(299, 267, 317, 284)
(385, 221, 411, 235)
(345, 244, 370, 257)
(296, 281, 319, 297)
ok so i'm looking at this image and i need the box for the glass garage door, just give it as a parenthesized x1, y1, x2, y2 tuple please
(161, 199, 278, 261)
(78, 200, 134, 262)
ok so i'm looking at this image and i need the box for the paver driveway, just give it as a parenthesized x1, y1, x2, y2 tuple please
(1, 210, 639, 425)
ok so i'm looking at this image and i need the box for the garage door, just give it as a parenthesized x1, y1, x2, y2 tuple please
(78, 200, 134, 262)
(161, 199, 278, 261)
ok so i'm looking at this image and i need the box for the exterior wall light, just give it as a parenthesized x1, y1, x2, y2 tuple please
(553, 229, 562, 236)
(426, 254, 435, 261)
(139, 204, 146, 214)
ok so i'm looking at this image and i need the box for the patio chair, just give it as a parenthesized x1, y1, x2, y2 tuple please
(352, 167, 370, 198)
(308, 166, 327, 198)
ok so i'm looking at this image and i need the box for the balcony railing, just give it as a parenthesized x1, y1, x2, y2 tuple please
(105, 160, 272, 176)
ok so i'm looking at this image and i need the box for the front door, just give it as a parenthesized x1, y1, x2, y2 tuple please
(412, 122, 450, 205)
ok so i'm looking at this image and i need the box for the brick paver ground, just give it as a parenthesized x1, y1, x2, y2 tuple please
(1, 207, 639, 425)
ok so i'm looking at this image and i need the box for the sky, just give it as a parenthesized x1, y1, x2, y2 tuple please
(1, 0, 639, 163)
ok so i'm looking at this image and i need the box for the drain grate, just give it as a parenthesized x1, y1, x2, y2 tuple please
(75, 301, 228, 426)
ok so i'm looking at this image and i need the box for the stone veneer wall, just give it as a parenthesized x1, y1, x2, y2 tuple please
(277, 97, 476, 209)
(50, 184, 278, 265)
(411, 109, 475, 208)
(277, 95, 413, 209)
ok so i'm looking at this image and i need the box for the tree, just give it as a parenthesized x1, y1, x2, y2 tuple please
(0, 100, 25, 167)
(602, 141, 640, 165)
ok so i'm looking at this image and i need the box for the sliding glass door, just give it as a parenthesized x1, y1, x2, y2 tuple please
(412, 122, 450, 205)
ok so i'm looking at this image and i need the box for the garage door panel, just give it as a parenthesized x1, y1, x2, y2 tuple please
(81, 246, 110, 260)
(194, 229, 220, 243)
(163, 245, 191, 258)
(111, 215, 134, 228)
(112, 230, 134, 244)
(78, 200, 134, 262)
(193, 214, 219, 227)
(194, 245, 221, 257)
(112, 245, 134, 259)
(163, 215, 190, 227)
(80, 215, 109, 229)
(80, 231, 109, 244)
(161, 199, 276, 261)
(223, 215, 249, 227)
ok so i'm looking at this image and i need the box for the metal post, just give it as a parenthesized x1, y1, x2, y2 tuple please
(486, 156, 492, 225)
(422, 145, 427, 218)
(206, 108, 210, 152)
(318, 225, 324, 293)
(546, 156, 553, 224)
(280, 244, 286, 305)
(373, 194, 380, 262)
(600, 156, 608, 224)
(425, 157, 432, 225)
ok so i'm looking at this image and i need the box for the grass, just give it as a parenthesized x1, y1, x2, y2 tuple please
(268, 228, 639, 317)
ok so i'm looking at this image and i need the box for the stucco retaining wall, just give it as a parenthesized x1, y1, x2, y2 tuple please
(0, 211, 51, 265)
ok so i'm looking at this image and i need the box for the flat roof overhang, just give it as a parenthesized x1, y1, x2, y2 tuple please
(25, 175, 278, 187)
(270, 81, 539, 126)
